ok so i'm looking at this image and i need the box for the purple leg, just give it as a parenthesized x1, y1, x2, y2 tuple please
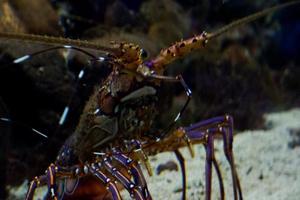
(212, 157, 225, 200)
(112, 151, 152, 200)
(183, 115, 242, 200)
(174, 149, 186, 200)
(88, 164, 122, 200)
(203, 131, 225, 200)
(219, 126, 243, 200)
(46, 164, 58, 200)
(25, 157, 148, 200)
(25, 164, 59, 200)
(204, 133, 213, 200)
(102, 157, 146, 200)
(25, 176, 44, 200)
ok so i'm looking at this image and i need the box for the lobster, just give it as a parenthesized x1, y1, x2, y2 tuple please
(1, 1, 299, 200)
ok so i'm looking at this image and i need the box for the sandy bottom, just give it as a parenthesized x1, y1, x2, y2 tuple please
(8, 109, 300, 200)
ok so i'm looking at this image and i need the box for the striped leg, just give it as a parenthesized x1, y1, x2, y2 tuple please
(88, 164, 122, 200)
(112, 150, 152, 200)
(25, 176, 44, 200)
(101, 157, 147, 200)
(25, 164, 58, 200)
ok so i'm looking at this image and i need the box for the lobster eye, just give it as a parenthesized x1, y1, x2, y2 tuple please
(139, 49, 148, 59)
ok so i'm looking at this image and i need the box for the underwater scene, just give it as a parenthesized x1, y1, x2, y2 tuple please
(0, 0, 300, 199)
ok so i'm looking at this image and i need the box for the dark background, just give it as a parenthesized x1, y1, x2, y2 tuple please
(0, 0, 299, 199)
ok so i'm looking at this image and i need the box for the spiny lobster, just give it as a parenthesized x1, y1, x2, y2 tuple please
(1, 1, 299, 200)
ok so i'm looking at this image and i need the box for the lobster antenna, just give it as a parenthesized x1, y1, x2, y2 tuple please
(207, 0, 300, 39)
(0, 117, 48, 138)
(148, 1, 300, 71)
(0, 32, 116, 52)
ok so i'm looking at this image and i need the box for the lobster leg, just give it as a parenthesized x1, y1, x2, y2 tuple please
(219, 126, 243, 200)
(25, 177, 38, 200)
(25, 176, 46, 200)
(112, 150, 152, 200)
(174, 149, 186, 200)
(204, 133, 213, 200)
(88, 164, 122, 200)
(46, 164, 59, 200)
(183, 115, 242, 200)
(25, 163, 58, 200)
(212, 155, 225, 200)
(203, 130, 224, 200)
(102, 157, 147, 200)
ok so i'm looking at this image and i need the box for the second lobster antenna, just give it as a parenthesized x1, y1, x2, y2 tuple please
(12, 44, 108, 136)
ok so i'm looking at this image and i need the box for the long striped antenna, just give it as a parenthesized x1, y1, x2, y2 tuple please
(207, 0, 300, 39)
(0, 32, 117, 53)
(0, 117, 48, 138)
